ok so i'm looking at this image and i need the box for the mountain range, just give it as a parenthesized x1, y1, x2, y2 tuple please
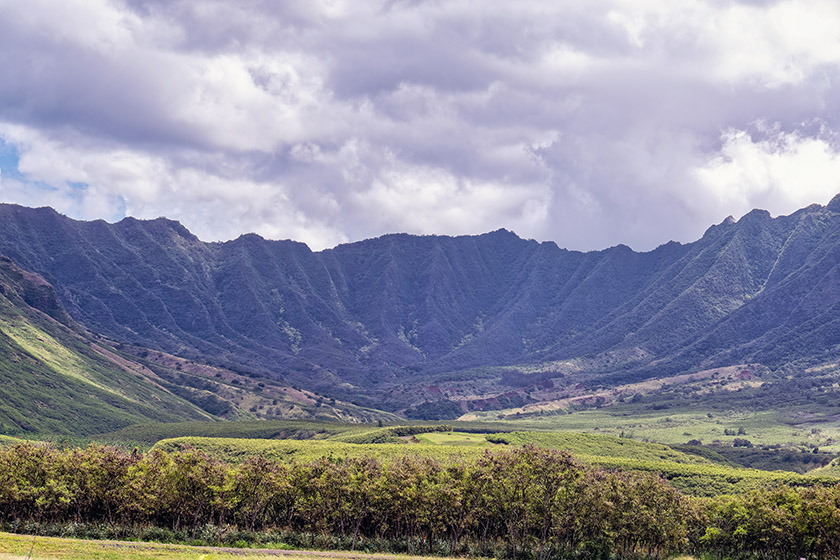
(1, 196, 840, 422)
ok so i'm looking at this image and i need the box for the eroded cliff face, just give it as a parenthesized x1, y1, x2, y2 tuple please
(1, 198, 839, 408)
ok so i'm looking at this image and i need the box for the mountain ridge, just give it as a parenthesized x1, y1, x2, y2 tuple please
(1, 199, 839, 411)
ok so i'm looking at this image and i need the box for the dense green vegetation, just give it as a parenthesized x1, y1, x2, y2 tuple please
(6, 441, 840, 559)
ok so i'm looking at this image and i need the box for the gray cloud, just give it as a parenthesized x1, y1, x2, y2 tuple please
(1, 0, 840, 251)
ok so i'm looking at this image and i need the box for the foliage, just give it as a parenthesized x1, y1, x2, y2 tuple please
(150, 431, 840, 497)
(8, 440, 840, 558)
(405, 400, 464, 420)
(583, 455, 840, 497)
(0, 442, 692, 559)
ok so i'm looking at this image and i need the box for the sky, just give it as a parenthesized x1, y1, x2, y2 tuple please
(2, 1, 840, 252)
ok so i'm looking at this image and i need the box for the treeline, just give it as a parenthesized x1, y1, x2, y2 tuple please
(0, 442, 838, 559)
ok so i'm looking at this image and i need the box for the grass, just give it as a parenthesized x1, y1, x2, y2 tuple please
(97, 421, 464, 448)
(152, 437, 486, 463)
(98, 420, 370, 448)
(150, 430, 840, 496)
(412, 432, 490, 446)
(581, 455, 840, 496)
(0, 315, 119, 398)
(469, 407, 840, 451)
(0, 435, 20, 446)
(0, 532, 452, 560)
(150, 430, 712, 465)
(0, 293, 214, 436)
(488, 431, 712, 464)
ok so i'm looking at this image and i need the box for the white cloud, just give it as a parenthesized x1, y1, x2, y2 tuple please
(0, 123, 348, 249)
(353, 157, 551, 237)
(694, 126, 840, 215)
(2, 0, 840, 251)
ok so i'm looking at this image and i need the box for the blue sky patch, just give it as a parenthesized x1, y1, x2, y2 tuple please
(0, 139, 23, 180)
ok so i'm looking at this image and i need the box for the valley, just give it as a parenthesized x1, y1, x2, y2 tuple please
(1, 198, 840, 419)
(4, 200, 840, 558)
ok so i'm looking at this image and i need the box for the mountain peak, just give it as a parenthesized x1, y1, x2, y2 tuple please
(118, 215, 198, 242)
(827, 193, 840, 213)
(737, 208, 771, 224)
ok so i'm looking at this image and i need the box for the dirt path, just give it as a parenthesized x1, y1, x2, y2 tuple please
(101, 540, 429, 558)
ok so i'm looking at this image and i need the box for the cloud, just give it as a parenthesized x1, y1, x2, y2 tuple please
(694, 125, 840, 215)
(1, 0, 840, 251)
(0, 123, 347, 249)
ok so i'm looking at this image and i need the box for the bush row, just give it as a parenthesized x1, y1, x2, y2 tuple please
(0, 441, 837, 559)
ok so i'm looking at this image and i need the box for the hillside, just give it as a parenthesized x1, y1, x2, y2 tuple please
(0, 255, 212, 434)
(1, 198, 840, 411)
(0, 256, 392, 435)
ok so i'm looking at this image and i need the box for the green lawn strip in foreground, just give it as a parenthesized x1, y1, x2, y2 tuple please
(0, 532, 451, 560)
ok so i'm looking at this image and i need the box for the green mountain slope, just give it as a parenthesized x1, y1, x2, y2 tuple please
(0, 256, 393, 435)
(0, 256, 214, 434)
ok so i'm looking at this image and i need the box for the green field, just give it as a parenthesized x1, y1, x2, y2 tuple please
(98, 422, 468, 448)
(98, 420, 381, 447)
(412, 431, 490, 446)
(464, 406, 840, 450)
(148, 428, 840, 496)
(151, 429, 712, 464)
(153, 436, 485, 463)
(487, 431, 712, 463)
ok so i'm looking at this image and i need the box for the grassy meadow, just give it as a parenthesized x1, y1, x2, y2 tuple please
(475, 407, 840, 449)
(146, 426, 839, 496)
(0, 532, 456, 560)
(149, 427, 712, 465)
